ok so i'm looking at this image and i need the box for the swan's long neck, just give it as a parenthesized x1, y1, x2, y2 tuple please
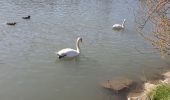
(76, 39, 81, 53)
(121, 19, 126, 27)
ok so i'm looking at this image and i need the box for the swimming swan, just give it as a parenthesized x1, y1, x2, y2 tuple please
(56, 37, 82, 59)
(112, 19, 126, 30)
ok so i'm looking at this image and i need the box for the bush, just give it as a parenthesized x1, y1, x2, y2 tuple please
(149, 84, 170, 100)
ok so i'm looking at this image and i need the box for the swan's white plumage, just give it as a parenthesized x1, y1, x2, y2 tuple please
(56, 37, 82, 59)
(112, 24, 123, 29)
(112, 19, 126, 30)
(56, 48, 79, 57)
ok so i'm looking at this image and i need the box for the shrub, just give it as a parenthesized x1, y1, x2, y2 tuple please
(149, 84, 170, 100)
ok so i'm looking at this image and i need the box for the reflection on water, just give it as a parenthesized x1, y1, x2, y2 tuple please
(0, 0, 169, 100)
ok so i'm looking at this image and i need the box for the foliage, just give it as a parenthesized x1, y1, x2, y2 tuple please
(149, 84, 170, 100)
(136, 0, 170, 56)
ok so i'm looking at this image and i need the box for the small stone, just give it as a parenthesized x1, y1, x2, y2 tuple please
(161, 78, 170, 84)
(163, 72, 170, 78)
(144, 82, 156, 94)
(127, 93, 149, 100)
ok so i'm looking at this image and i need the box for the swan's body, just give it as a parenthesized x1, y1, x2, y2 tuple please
(112, 19, 126, 30)
(56, 37, 82, 59)
(57, 48, 79, 58)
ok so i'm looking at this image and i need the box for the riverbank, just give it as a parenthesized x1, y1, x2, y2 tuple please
(127, 71, 170, 100)
(101, 70, 170, 100)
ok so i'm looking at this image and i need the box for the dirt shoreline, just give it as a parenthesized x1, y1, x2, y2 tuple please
(127, 70, 170, 100)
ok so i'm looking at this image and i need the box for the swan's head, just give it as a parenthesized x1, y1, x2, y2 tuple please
(123, 19, 126, 22)
(77, 37, 82, 43)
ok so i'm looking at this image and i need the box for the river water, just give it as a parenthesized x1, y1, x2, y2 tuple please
(0, 0, 169, 100)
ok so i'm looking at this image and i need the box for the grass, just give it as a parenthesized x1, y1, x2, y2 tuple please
(149, 84, 170, 100)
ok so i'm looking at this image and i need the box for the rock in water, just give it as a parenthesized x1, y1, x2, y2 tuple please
(101, 78, 134, 92)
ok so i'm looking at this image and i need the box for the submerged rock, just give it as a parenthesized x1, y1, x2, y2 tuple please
(101, 78, 134, 92)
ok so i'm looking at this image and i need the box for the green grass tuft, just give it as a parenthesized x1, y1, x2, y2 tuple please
(149, 84, 170, 100)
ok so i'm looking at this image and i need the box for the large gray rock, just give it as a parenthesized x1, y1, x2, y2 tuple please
(101, 78, 134, 91)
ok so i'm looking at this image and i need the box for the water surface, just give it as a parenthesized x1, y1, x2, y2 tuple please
(0, 0, 169, 100)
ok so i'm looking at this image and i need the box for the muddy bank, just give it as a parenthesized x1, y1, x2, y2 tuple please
(127, 71, 170, 100)
(100, 71, 170, 100)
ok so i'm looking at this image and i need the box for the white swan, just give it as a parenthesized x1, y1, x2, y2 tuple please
(112, 19, 126, 30)
(56, 37, 82, 59)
